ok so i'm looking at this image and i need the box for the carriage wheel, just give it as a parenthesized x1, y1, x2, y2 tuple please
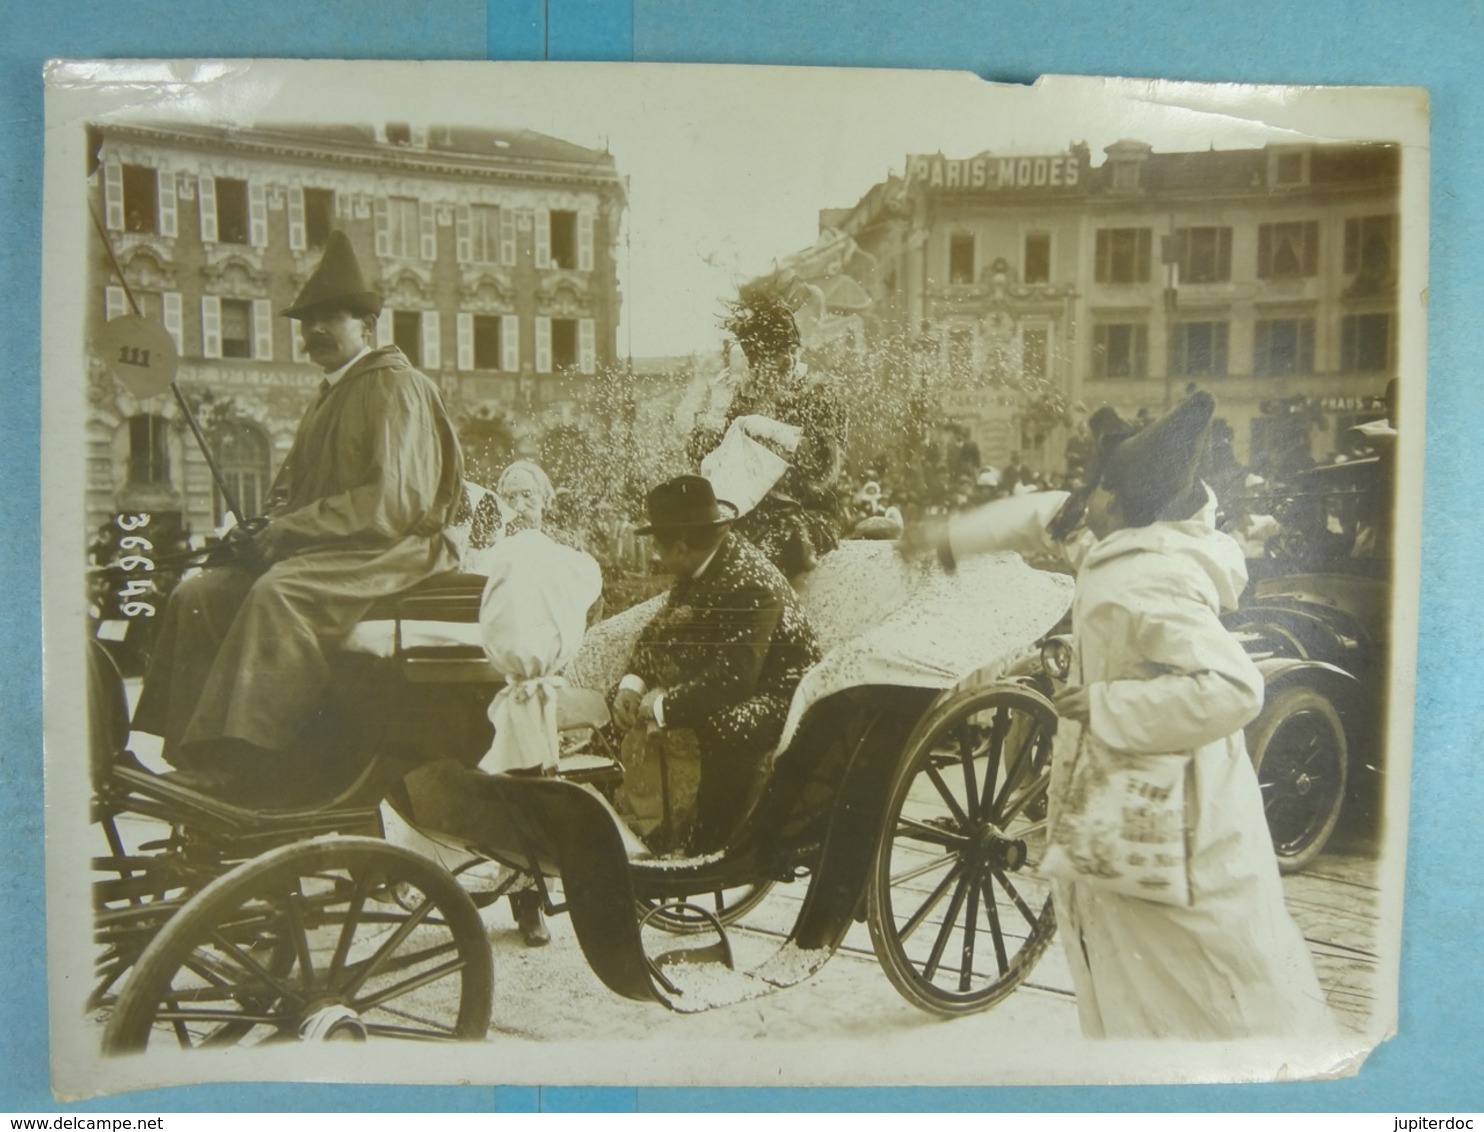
(867, 684, 1059, 1016)
(638, 882, 775, 935)
(103, 837, 493, 1052)
(1248, 686, 1349, 874)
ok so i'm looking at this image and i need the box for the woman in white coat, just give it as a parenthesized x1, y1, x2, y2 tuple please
(922, 392, 1331, 1041)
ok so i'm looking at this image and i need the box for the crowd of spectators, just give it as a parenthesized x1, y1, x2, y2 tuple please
(842, 396, 1396, 568)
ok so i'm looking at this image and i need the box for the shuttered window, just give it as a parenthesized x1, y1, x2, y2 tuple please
(534, 316, 552, 373)
(419, 200, 438, 261)
(103, 161, 125, 230)
(456, 313, 474, 370)
(248, 181, 268, 247)
(474, 205, 502, 263)
(377, 197, 420, 258)
(287, 185, 307, 251)
(201, 295, 223, 358)
(198, 175, 218, 242)
(461, 314, 521, 372)
(455, 205, 472, 264)
(252, 298, 274, 361)
(500, 209, 517, 266)
(374, 198, 390, 257)
(105, 286, 130, 321)
(577, 212, 594, 272)
(578, 318, 596, 374)
(534, 208, 551, 269)
(421, 310, 441, 370)
(502, 315, 520, 372)
(157, 170, 177, 238)
(162, 291, 183, 354)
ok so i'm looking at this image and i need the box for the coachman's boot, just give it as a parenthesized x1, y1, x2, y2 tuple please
(510, 890, 550, 948)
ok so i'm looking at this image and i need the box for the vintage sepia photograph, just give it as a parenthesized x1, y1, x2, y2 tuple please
(41, 61, 1426, 1097)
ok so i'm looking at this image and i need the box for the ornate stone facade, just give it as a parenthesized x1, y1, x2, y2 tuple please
(784, 141, 1400, 473)
(86, 121, 627, 537)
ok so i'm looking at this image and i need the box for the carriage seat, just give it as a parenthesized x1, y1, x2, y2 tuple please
(339, 477, 504, 665)
(343, 571, 487, 656)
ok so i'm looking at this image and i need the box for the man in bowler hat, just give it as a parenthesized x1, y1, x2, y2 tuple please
(612, 475, 821, 852)
(133, 231, 464, 802)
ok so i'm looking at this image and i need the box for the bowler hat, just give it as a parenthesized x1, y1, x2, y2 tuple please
(1099, 391, 1215, 526)
(281, 230, 382, 320)
(635, 475, 738, 535)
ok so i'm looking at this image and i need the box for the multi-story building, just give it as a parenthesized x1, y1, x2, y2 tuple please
(85, 120, 626, 537)
(780, 140, 1400, 474)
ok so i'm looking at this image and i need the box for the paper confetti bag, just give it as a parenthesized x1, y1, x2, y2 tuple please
(1039, 728, 1194, 907)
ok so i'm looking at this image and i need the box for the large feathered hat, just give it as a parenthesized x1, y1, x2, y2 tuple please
(281, 230, 382, 320)
(1099, 391, 1216, 526)
(723, 280, 801, 367)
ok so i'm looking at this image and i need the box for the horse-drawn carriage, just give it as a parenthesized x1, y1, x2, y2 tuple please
(89, 542, 1073, 1051)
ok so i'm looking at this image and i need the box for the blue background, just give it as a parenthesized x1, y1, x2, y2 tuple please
(4, 0, 1478, 1113)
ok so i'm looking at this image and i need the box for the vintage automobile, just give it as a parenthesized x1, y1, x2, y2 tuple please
(1222, 451, 1393, 872)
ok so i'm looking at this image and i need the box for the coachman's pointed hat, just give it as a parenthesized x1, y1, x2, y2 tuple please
(281, 230, 382, 320)
(1099, 391, 1215, 526)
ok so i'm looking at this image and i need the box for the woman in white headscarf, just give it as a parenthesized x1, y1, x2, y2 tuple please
(460, 459, 580, 577)
(496, 459, 556, 534)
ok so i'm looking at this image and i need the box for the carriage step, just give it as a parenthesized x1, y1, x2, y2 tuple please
(110, 763, 386, 832)
(653, 938, 735, 973)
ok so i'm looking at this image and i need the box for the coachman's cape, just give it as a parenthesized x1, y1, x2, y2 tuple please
(134, 345, 464, 759)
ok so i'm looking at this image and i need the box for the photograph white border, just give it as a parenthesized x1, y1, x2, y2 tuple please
(41, 59, 1428, 1099)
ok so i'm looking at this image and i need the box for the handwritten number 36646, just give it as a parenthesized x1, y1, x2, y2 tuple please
(118, 345, 151, 368)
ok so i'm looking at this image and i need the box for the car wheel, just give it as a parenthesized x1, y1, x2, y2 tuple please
(1246, 685, 1348, 874)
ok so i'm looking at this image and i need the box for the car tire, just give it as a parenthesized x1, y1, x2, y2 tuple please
(1246, 685, 1348, 874)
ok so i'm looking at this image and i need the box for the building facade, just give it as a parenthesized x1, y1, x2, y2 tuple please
(85, 120, 626, 537)
(783, 140, 1400, 475)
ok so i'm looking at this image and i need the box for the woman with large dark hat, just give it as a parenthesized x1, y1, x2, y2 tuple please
(907, 392, 1332, 1040)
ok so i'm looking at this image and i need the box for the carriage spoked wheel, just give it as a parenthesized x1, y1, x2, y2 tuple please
(867, 684, 1059, 1016)
(638, 882, 775, 935)
(103, 837, 493, 1052)
(88, 636, 195, 1012)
